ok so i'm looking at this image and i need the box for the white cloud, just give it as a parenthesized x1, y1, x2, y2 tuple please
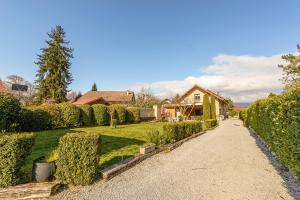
(129, 53, 286, 102)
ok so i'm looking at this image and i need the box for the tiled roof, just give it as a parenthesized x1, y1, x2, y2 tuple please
(73, 91, 135, 105)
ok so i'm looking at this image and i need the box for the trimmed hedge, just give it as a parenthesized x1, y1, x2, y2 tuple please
(0, 94, 21, 132)
(109, 105, 127, 124)
(78, 105, 94, 126)
(246, 86, 300, 176)
(58, 103, 81, 127)
(39, 104, 63, 128)
(0, 133, 35, 187)
(239, 109, 247, 125)
(162, 121, 202, 144)
(127, 107, 140, 123)
(55, 132, 101, 185)
(203, 119, 218, 129)
(19, 108, 50, 131)
(92, 104, 110, 126)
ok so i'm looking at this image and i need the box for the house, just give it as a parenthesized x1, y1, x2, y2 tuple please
(163, 85, 228, 119)
(73, 90, 135, 106)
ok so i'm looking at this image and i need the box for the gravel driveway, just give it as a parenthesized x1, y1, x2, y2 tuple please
(53, 119, 300, 200)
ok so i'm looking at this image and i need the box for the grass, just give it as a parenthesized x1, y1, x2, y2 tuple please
(24, 122, 164, 179)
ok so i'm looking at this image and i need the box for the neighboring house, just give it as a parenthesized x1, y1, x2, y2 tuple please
(73, 90, 135, 105)
(163, 85, 228, 119)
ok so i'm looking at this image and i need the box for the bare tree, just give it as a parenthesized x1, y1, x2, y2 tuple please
(135, 88, 160, 108)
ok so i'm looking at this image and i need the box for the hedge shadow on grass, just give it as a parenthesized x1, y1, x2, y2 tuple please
(246, 126, 300, 199)
(100, 135, 144, 169)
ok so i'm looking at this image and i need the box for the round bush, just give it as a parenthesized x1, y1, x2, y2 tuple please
(109, 105, 127, 124)
(39, 104, 63, 128)
(78, 105, 94, 126)
(19, 107, 50, 131)
(0, 94, 21, 132)
(126, 107, 140, 123)
(92, 104, 109, 126)
(58, 103, 81, 127)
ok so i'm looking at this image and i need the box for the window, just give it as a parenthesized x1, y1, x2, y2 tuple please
(194, 94, 201, 101)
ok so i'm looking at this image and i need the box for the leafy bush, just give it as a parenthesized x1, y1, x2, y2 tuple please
(38, 104, 63, 128)
(162, 121, 203, 144)
(126, 107, 140, 123)
(146, 129, 161, 146)
(78, 105, 94, 126)
(0, 133, 35, 187)
(203, 94, 211, 121)
(109, 105, 127, 124)
(0, 94, 21, 132)
(246, 86, 300, 176)
(92, 104, 110, 125)
(58, 103, 81, 127)
(55, 132, 101, 185)
(239, 109, 247, 125)
(229, 110, 238, 117)
(19, 107, 50, 131)
(203, 119, 218, 129)
(210, 96, 217, 119)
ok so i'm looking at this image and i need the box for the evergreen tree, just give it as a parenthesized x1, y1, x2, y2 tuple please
(35, 25, 73, 103)
(75, 91, 82, 100)
(91, 83, 97, 91)
(203, 94, 211, 120)
(278, 44, 300, 89)
(210, 96, 216, 119)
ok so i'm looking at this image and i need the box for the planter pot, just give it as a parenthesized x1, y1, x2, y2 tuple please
(32, 158, 55, 182)
(140, 144, 156, 155)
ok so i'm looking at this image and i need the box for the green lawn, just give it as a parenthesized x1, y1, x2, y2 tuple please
(24, 122, 164, 179)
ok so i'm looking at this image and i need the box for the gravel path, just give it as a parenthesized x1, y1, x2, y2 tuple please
(53, 119, 300, 200)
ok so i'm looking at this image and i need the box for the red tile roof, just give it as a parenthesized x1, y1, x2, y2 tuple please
(73, 91, 135, 105)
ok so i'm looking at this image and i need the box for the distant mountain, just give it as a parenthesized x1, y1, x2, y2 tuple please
(234, 102, 252, 107)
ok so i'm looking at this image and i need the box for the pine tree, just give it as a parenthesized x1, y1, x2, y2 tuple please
(203, 94, 211, 120)
(91, 83, 97, 91)
(210, 96, 216, 119)
(35, 25, 73, 103)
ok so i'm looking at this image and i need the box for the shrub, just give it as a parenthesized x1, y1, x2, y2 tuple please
(55, 132, 101, 185)
(203, 94, 211, 121)
(203, 119, 218, 129)
(0, 94, 21, 132)
(92, 104, 109, 126)
(19, 107, 50, 131)
(146, 129, 161, 146)
(229, 110, 237, 117)
(38, 104, 63, 128)
(239, 109, 247, 125)
(0, 133, 35, 187)
(109, 105, 127, 124)
(246, 86, 300, 176)
(127, 107, 140, 123)
(210, 96, 217, 119)
(78, 105, 94, 126)
(162, 121, 203, 144)
(58, 103, 81, 127)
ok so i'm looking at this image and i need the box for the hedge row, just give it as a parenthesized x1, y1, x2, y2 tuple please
(244, 86, 300, 176)
(203, 119, 218, 129)
(0, 94, 141, 132)
(0, 133, 35, 187)
(55, 132, 101, 185)
(162, 121, 203, 144)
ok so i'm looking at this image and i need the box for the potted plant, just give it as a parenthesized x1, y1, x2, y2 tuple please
(140, 143, 156, 155)
(32, 149, 57, 182)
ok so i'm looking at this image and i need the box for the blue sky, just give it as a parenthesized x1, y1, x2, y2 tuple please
(0, 0, 299, 101)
